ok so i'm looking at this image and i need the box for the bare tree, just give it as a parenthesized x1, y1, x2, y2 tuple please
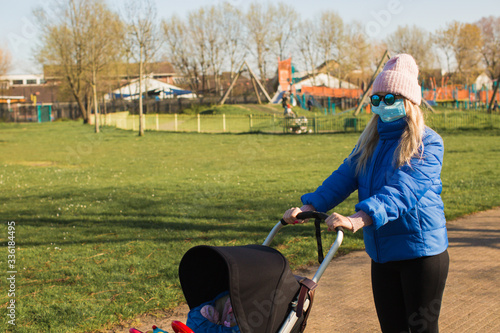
(188, 8, 211, 94)
(269, 2, 299, 61)
(0, 47, 11, 75)
(163, 15, 200, 92)
(386, 25, 435, 70)
(316, 11, 344, 86)
(296, 19, 321, 83)
(87, 1, 123, 133)
(433, 22, 459, 74)
(342, 21, 371, 85)
(476, 16, 500, 80)
(123, 0, 162, 136)
(245, 2, 274, 82)
(34, 0, 93, 123)
(205, 5, 226, 96)
(219, 2, 246, 85)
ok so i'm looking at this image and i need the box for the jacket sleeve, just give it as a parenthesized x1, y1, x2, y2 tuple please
(355, 131, 444, 229)
(301, 154, 358, 213)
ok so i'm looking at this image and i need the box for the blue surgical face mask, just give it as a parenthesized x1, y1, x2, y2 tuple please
(371, 99, 406, 122)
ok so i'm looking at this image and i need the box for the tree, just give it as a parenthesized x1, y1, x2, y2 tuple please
(123, 0, 162, 136)
(269, 3, 299, 61)
(342, 21, 372, 85)
(34, 0, 93, 123)
(316, 11, 344, 86)
(245, 2, 274, 82)
(0, 47, 11, 75)
(454, 23, 482, 84)
(476, 16, 500, 80)
(187, 8, 211, 94)
(296, 19, 321, 83)
(163, 15, 200, 92)
(206, 5, 226, 95)
(386, 25, 435, 71)
(433, 22, 459, 73)
(87, 2, 123, 133)
(218, 3, 246, 86)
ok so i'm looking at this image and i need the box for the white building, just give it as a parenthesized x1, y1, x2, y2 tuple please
(293, 73, 359, 91)
(107, 77, 196, 100)
(0, 74, 45, 86)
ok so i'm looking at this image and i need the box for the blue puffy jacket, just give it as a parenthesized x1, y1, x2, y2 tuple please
(301, 118, 448, 263)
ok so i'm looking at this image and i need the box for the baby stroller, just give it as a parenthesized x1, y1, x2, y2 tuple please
(173, 211, 344, 333)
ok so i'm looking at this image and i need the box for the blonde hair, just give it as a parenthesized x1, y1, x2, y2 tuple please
(351, 99, 425, 175)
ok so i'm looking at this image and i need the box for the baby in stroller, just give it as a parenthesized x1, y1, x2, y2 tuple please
(186, 291, 238, 332)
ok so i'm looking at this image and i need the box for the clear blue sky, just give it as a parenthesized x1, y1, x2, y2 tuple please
(1, 0, 499, 74)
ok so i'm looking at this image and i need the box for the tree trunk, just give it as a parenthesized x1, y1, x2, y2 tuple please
(67, 77, 88, 123)
(139, 46, 144, 136)
(93, 70, 99, 133)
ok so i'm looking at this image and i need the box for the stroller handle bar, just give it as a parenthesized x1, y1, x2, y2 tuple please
(263, 211, 344, 284)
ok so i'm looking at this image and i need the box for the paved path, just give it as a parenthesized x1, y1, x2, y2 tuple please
(110, 208, 500, 333)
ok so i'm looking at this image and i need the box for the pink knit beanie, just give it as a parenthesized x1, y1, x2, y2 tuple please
(372, 54, 421, 105)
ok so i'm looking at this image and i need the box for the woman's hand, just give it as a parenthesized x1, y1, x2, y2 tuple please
(325, 212, 354, 232)
(282, 204, 315, 224)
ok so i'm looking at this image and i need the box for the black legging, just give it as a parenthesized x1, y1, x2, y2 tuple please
(371, 250, 449, 333)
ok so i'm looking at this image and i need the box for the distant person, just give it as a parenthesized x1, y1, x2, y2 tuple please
(307, 98, 313, 111)
(281, 93, 289, 111)
(493, 100, 499, 112)
(282, 54, 449, 333)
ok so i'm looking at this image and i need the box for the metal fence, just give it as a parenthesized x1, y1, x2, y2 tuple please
(425, 111, 500, 131)
(0, 95, 263, 122)
(3, 103, 498, 133)
(87, 112, 381, 134)
(89, 111, 500, 134)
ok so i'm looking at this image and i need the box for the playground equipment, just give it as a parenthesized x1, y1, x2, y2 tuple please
(423, 76, 500, 110)
(219, 60, 272, 105)
(272, 57, 364, 115)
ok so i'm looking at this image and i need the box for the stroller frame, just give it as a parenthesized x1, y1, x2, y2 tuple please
(263, 212, 344, 333)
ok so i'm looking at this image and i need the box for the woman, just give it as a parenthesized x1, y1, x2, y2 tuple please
(283, 54, 449, 333)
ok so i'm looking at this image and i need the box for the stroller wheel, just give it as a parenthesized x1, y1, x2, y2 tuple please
(171, 321, 194, 333)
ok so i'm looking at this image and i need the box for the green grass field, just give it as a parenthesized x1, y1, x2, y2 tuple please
(0, 121, 499, 332)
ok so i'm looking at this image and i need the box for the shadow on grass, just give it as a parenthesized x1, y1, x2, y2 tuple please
(15, 217, 338, 250)
(4, 184, 362, 252)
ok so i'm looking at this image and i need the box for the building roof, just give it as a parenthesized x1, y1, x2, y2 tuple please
(108, 77, 195, 100)
(294, 73, 358, 90)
